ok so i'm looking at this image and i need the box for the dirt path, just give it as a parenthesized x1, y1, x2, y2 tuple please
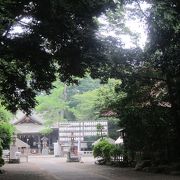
(0, 156, 179, 180)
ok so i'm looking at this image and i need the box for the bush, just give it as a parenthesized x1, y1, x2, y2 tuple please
(110, 145, 124, 161)
(93, 140, 108, 159)
(93, 139, 124, 164)
(0, 122, 13, 167)
(0, 122, 13, 149)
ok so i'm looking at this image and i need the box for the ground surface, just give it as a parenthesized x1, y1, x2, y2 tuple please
(0, 156, 179, 180)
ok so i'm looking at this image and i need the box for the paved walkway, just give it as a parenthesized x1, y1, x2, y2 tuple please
(0, 156, 180, 180)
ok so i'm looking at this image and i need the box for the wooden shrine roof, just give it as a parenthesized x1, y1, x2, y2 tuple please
(15, 123, 44, 134)
(12, 111, 43, 125)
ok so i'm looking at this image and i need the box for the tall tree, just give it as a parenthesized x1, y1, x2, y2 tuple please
(0, 0, 115, 113)
(35, 81, 66, 125)
(35, 76, 101, 122)
(95, 0, 180, 160)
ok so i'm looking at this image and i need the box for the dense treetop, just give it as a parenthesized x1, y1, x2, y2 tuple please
(0, 0, 114, 113)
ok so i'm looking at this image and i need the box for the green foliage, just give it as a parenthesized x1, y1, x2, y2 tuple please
(96, 123, 104, 138)
(0, 135, 4, 167)
(40, 128, 53, 136)
(92, 0, 180, 161)
(96, 123, 104, 130)
(0, 106, 13, 167)
(35, 81, 67, 124)
(0, 141, 4, 168)
(0, 106, 12, 122)
(0, 0, 115, 113)
(35, 77, 102, 123)
(67, 76, 101, 97)
(93, 139, 123, 163)
(1, 0, 180, 163)
(93, 140, 113, 162)
(36, 76, 122, 123)
(121, 106, 172, 156)
(95, 79, 125, 115)
(70, 89, 99, 120)
(66, 76, 101, 120)
(0, 122, 14, 149)
(0, 105, 13, 148)
(110, 145, 124, 160)
(108, 118, 120, 139)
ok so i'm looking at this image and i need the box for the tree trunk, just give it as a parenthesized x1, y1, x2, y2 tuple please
(166, 75, 180, 160)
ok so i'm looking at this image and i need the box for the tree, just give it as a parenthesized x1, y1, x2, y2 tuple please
(35, 76, 101, 122)
(95, 79, 125, 114)
(93, 0, 180, 161)
(1, 0, 180, 162)
(144, 0, 180, 157)
(120, 0, 180, 159)
(0, 0, 115, 113)
(69, 89, 99, 120)
(35, 81, 67, 125)
(66, 76, 101, 120)
(0, 106, 13, 167)
(96, 123, 104, 139)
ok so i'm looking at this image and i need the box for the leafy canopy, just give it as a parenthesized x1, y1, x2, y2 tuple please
(0, 0, 115, 113)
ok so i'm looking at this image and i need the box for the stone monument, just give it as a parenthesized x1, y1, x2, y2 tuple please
(54, 141, 61, 157)
(41, 136, 49, 155)
(9, 133, 20, 163)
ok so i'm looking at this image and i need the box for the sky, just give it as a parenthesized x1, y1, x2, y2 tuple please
(10, 17, 32, 35)
(98, 2, 150, 49)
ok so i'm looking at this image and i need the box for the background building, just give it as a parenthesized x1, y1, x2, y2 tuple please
(12, 111, 58, 154)
(12, 112, 108, 155)
(59, 121, 108, 154)
(59, 121, 108, 142)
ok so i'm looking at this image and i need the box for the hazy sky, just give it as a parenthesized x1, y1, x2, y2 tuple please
(98, 2, 150, 49)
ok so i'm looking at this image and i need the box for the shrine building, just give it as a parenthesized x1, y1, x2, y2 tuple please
(12, 111, 59, 154)
(11, 111, 109, 155)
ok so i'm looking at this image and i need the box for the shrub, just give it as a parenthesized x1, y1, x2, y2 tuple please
(110, 145, 124, 161)
(0, 122, 13, 149)
(0, 122, 13, 167)
(93, 139, 121, 163)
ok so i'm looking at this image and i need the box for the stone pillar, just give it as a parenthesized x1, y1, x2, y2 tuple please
(41, 136, 49, 155)
(38, 135, 41, 154)
(9, 134, 20, 163)
(78, 138, 81, 152)
(54, 142, 61, 157)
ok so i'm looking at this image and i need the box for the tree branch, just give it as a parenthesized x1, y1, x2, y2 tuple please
(135, 0, 149, 20)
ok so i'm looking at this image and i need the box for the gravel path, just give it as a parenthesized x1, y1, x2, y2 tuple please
(0, 156, 179, 180)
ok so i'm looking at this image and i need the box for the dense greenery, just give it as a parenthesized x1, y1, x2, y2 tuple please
(35, 81, 66, 124)
(0, 0, 115, 113)
(35, 77, 100, 122)
(0, 106, 13, 167)
(94, 0, 180, 163)
(93, 139, 124, 164)
(1, 0, 180, 166)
